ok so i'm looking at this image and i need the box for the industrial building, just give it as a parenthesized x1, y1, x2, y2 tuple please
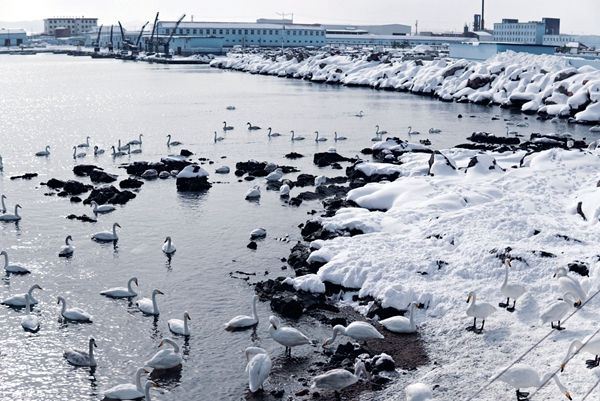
(492, 18, 560, 45)
(44, 16, 98, 37)
(0, 28, 27, 47)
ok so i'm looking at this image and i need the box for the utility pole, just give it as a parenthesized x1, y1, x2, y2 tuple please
(481, 0, 485, 31)
(415, 20, 418, 35)
(191, 15, 194, 22)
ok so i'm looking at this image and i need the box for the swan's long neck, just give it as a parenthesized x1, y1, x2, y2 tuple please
(14, 205, 19, 217)
(268, 128, 271, 136)
(167, 135, 171, 145)
(92, 202, 98, 212)
(134, 368, 144, 392)
(165, 339, 179, 353)
(59, 298, 67, 315)
(144, 383, 153, 401)
(24, 294, 31, 315)
(127, 278, 136, 294)
(65, 236, 71, 246)
(329, 325, 345, 343)
(552, 374, 570, 397)
(1, 196, 6, 213)
(151, 292, 159, 314)
(28, 286, 38, 303)
(88, 341, 96, 365)
(251, 297, 258, 321)
(564, 339, 583, 364)
(2, 252, 8, 268)
(183, 314, 189, 334)
(112, 224, 119, 239)
(502, 263, 509, 288)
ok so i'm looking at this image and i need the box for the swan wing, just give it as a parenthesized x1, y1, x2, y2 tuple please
(103, 383, 143, 399)
(247, 353, 272, 392)
(21, 315, 40, 330)
(380, 316, 413, 333)
(225, 315, 257, 328)
(313, 369, 356, 391)
(346, 322, 383, 341)
(168, 319, 188, 335)
(276, 327, 312, 347)
(3, 294, 37, 306)
(540, 301, 570, 324)
(101, 287, 135, 298)
(502, 283, 527, 299)
(64, 349, 92, 366)
(63, 308, 92, 321)
(145, 350, 182, 369)
(136, 298, 154, 313)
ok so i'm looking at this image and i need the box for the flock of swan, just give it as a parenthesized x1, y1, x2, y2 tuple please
(34, 135, 146, 159)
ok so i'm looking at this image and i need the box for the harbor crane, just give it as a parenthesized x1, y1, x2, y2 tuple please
(147, 12, 159, 53)
(130, 21, 149, 55)
(107, 25, 114, 52)
(118, 21, 134, 51)
(159, 13, 185, 57)
(93, 25, 103, 53)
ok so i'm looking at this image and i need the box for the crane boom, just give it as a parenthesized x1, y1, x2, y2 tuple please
(135, 21, 149, 46)
(93, 25, 103, 53)
(166, 13, 186, 46)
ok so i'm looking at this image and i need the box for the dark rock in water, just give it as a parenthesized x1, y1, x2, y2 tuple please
(119, 178, 144, 189)
(458, 114, 463, 118)
(468, 132, 520, 145)
(361, 147, 373, 155)
(180, 149, 193, 157)
(346, 165, 400, 184)
(66, 214, 97, 223)
(288, 197, 303, 206)
(234, 169, 245, 177)
(313, 152, 351, 167)
(176, 176, 212, 191)
(287, 242, 322, 276)
(73, 165, 101, 177)
(568, 261, 589, 277)
(285, 152, 304, 159)
(322, 198, 359, 217)
(126, 157, 190, 176)
(84, 185, 136, 205)
(247, 241, 257, 250)
(64, 180, 93, 195)
(244, 176, 256, 181)
(10, 173, 38, 180)
(526, 133, 586, 151)
(70, 197, 82, 203)
(57, 191, 68, 197)
(236, 160, 267, 174)
(46, 178, 66, 189)
(294, 173, 316, 187)
(90, 169, 118, 183)
(255, 278, 295, 299)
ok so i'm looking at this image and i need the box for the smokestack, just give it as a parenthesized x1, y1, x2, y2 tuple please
(481, 0, 485, 31)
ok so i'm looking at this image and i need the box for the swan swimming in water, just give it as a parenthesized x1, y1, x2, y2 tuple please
(506, 126, 518, 135)
(57, 296, 93, 322)
(466, 291, 496, 333)
(166, 134, 182, 146)
(323, 321, 384, 346)
(355, 111, 364, 117)
(100, 277, 138, 298)
(589, 125, 600, 132)
(64, 338, 97, 366)
(162, 236, 176, 254)
(214, 131, 225, 142)
(311, 359, 370, 397)
(540, 292, 581, 330)
(137, 289, 164, 315)
(247, 122, 261, 130)
(380, 302, 423, 333)
(267, 127, 281, 137)
(334, 132, 347, 141)
(35, 146, 50, 156)
(92, 222, 120, 241)
(93, 146, 105, 155)
(499, 259, 527, 312)
(145, 338, 182, 370)
(290, 130, 305, 141)
(103, 367, 148, 400)
(266, 168, 283, 182)
(315, 131, 327, 141)
(1, 194, 6, 213)
(0, 204, 21, 221)
(1, 250, 30, 274)
(117, 139, 130, 152)
(375, 125, 388, 135)
(280, 183, 291, 197)
(73, 146, 86, 158)
(245, 185, 261, 199)
(225, 295, 260, 329)
(128, 134, 144, 145)
(21, 294, 40, 332)
(223, 121, 234, 131)
(111, 146, 127, 157)
(91, 200, 116, 214)
(77, 136, 91, 148)
(58, 235, 74, 257)
(407, 126, 420, 135)
(250, 227, 267, 239)
(268, 315, 312, 356)
(245, 347, 272, 393)
(168, 311, 191, 336)
(2, 283, 42, 306)
(495, 363, 572, 401)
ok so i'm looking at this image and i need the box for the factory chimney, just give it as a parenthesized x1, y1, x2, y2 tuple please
(481, 0, 485, 31)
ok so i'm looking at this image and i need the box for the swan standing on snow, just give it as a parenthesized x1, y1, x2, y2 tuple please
(553, 267, 586, 302)
(267, 127, 281, 137)
(92, 222, 120, 241)
(35, 146, 50, 156)
(57, 296, 92, 322)
(0, 204, 22, 221)
(72, 146, 86, 158)
(290, 130, 305, 141)
(1, 250, 30, 274)
(77, 136, 91, 148)
(223, 121, 234, 131)
(58, 235, 74, 257)
(214, 131, 225, 142)
(168, 311, 191, 336)
(245, 185, 261, 199)
(145, 338, 182, 370)
(266, 168, 283, 182)
(334, 132, 347, 141)
(496, 363, 571, 401)
(540, 292, 581, 330)
(166, 134, 182, 146)
(380, 302, 423, 333)
(311, 359, 370, 397)
(137, 289, 164, 315)
(162, 236, 176, 254)
(268, 315, 312, 356)
(247, 122, 261, 130)
(21, 293, 40, 331)
(103, 367, 148, 400)
(562, 334, 600, 370)
(64, 338, 97, 366)
(93, 146, 105, 155)
(405, 382, 433, 401)
(245, 347, 272, 393)
(2, 284, 42, 306)
(466, 291, 496, 333)
(407, 126, 420, 135)
(128, 134, 143, 146)
(225, 295, 260, 329)
(315, 131, 327, 141)
(499, 259, 527, 312)
(324, 321, 384, 346)
(100, 277, 138, 298)
(1, 194, 6, 213)
(91, 200, 116, 214)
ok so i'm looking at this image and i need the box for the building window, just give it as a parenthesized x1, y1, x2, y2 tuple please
(269, 30, 272, 35)
(218, 29, 222, 34)
(244, 29, 248, 34)
(250, 30, 254, 34)
(212, 29, 216, 34)
(275, 30, 278, 35)
(199, 29, 203, 34)
(225, 29, 229, 34)
(166, 29, 170, 34)
(179, 29, 183, 34)
(193, 29, 196, 34)
(186, 29, 190, 34)
(286, 31, 290, 35)
(310, 31, 313, 35)
(293, 31, 296, 35)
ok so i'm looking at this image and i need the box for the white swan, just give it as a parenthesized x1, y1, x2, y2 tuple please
(247, 122, 261, 130)
(1, 250, 30, 274)
(162, 236, 176, 254)
(495, 363, 571, 401)
(589, 125, 600, 132)
(93, 146, 105, 155)
(21, 294, 40, 331)
(268, 315, 312, 356)
(215, 166, 230, 174)
(516, 122, 529, 127)
(267, 127, 281, 137)
(57, 296, 92, 322)
(280, 183, 291, 197)
(166, 134, 182, 146)
(111, 146, 127, 157)
(324, 321, 383, 346)
(311, 359, 369, 396)
(128, 134, 143, 145)
(35, 146, 50, 156)
(223, 121, 234, 131)
(0, 204, 22, 221)
(58, 235, 74, 257)
(101, 277, 138, 298)
(380, 302, 423, 333)
(250, 227, 267, 239)
(103, 367, 148, 400)
(266, 168, 283, 182)
(90, 200, 116, 214)
(407, 126, 420, 135)
(245, 347, 272, 393)
(540, 292, 581, 330)
(77, 136, 91, 148)
(225, 295, 260, 329)
(245, 185, 261, 199)
(355, 111, 364, 117)
(1, 194, 6, 213)
(214, 131, 224, 142)
(405, 382, 433, 401)
(562, 334, 600, 371)
(168, 311, 191, 336)
(334, 132, 347, 141)
(506, 126, 518, 135)
(73, 146, 86, 158)
(2, 284, 42, 306)
(466, 291, 496, 333)
(315, 175, 327, 187)
(92, 222, 120, 241)
(64, 338, 97, 366)
(499, 259, 527, 312)
(226, 105, 236, 110)
(117, 139, 130, 152)
(145, 338, 182, 370)
(136, 289, 163, 315)
(553, 267, 586, 302)
(375, 125, 388, 135)
(315, 131, 327, 141)
(290, 130, 305, 141)
(428, 128, 441, 133)
(142, 381, 158, 400)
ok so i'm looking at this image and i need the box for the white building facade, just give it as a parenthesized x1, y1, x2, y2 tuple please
(0, 28, 27, 46)
(44, 17, 98, 36)
(493, 19, 546, 44)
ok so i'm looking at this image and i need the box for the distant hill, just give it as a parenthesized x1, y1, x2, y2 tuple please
(0, 20, 44, 34)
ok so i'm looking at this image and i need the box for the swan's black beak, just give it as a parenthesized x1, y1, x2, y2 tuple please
(561, 363, 566, 372)
(157, 290, 164, 295)
(467, 295, 472, 303)
(186, 314, 191, 320)
(134, 280, 138, 286)
(566, 391, 572, 400)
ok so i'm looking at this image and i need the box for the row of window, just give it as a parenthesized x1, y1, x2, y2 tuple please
(494, 32, 536, 36)
(164, 28, 324, 37)
(497, 24, 539, 30)
(47, 20, 96, 24)
(225, 39, 324, 44)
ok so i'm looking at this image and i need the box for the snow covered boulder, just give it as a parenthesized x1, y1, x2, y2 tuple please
(428, 151, 458, 176)
(175, 165, 212, 191)
(464, 154, 505, 176)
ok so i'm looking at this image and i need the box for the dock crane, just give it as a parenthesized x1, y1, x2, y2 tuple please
(93, 25, 103, 53)
(147, 12, 159, 53)
(159, 13, 185, 58)
(130, 21, 149, 55)
(118, 21, 134, 51)
(107, 25, 114, 52)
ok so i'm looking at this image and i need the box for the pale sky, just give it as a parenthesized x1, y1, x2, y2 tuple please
(1, 0, 599, 36)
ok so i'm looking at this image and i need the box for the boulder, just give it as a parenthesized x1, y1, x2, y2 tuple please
(90, 169, 118, 183)
(46, 178, 66, 189)
(119, 178, 144, 189)
(176, 176, 212, 191)
(73, 165, 101, 176)
(64, 180, 92, 195)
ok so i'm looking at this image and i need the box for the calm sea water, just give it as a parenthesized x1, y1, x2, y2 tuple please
(0, 53, 595, 400)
